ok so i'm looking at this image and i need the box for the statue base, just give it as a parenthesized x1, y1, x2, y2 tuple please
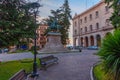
(38, 32, 69, 53)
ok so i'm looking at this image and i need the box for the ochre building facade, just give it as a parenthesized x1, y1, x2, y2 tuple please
(29, 24, 48, 49)
(36, 24, 48, 49)
(73, 0, 114, 47)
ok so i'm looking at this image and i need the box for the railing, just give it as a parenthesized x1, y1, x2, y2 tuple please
(80, 25, 113, 35)
(73, 25, 113, 37)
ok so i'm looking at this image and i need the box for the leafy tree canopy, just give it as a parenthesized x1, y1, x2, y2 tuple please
(0, 0, 41, 48)
(105, 0, 120, 29)
(45, 0, 72, 45)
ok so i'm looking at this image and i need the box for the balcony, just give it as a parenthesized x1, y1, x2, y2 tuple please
(80, 25, 113, 35)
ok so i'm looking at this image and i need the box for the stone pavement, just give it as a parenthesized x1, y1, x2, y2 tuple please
(36, 50, 99, 80)
(0, 50, 99, 80)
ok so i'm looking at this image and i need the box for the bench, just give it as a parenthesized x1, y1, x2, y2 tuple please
(9, 69, 27, 80)
(39, 55, 59, 70)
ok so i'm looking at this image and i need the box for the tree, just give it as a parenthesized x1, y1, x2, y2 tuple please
(46, 0, 72, 45)
(0, 0, 40, 48)
(98, 30, 120, 80)
(98, 1, 120, 80)
(60, 0, 72, 45)
(105, 0, 120, 29)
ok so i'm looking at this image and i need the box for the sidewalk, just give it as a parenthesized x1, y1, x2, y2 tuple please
(0, 52, 33, 62)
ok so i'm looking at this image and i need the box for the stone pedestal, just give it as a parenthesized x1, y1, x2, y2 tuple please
(39, 32, 69, 53)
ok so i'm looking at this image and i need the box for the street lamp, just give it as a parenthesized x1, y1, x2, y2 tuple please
(29, 2, 41, 77)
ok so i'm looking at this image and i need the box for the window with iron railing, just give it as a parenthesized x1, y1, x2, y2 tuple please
(90, 25, 93, 31)
(89, 14, 92, 20)
(80, 19, 82, 24)
(105, 19, 110, 26)
(85, 27, 87, 32)
(84, 17, 87, 23)
(74, 21, 77, 27)
(105, 6, 109, 13)
(75, 29, 77, 34)
(95, 11, 99, 18)
(96, 23, 99, 29)
(80, 28, 82, 33)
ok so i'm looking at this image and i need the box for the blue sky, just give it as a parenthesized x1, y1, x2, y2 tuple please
(36, 0, 101, 18)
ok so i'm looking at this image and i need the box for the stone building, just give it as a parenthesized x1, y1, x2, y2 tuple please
(73, 0, 114, 47)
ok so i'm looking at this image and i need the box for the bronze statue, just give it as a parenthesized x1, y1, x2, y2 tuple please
(48, 19, 62, 32)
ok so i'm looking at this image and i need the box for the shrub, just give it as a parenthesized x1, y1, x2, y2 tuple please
(98, 30, 120, 80)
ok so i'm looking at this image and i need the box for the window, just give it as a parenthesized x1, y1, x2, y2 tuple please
(85, 27, 87, 32)
(105, 6, 109, 13)
(96, 23, 99, 29)
(95, 11, 99, 18)
(80, 19, 82, 24)
(81, 28, 82, 32)
(105, 19, 110, 26)
(75, 21, 77, 27)
(90, 25, 93, 31)
(84, 17, 87, 23)
(75, 29, 77, 34)
(90, 14, 92, 20)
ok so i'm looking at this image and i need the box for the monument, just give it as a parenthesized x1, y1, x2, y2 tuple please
(39, 19, 69, 53)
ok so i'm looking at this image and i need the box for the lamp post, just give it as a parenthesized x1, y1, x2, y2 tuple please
(29, 2, 40, 77)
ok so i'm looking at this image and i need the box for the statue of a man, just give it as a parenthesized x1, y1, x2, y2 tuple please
(48, 18, 62, 32)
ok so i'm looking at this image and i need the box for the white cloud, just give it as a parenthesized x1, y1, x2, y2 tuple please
(39, 0, 64, 17)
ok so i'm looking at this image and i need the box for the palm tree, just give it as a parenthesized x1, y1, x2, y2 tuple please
(98, 30, 120, 80)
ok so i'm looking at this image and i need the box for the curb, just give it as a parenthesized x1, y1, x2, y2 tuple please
(90, 65, 94, 80)
(37, 50, 80, 54)
(90, 61, 101, 80)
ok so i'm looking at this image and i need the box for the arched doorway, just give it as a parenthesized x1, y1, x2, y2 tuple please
(85, 36, 88, 47)
(74, 38, 78, 46)
(81, 37, 83, 47)
(96, 34, 101, 47)
(74, 38, 77, 46)
(90, 36, 94, 46)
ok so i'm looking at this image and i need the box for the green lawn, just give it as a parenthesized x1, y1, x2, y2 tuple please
(93, 63, 114, 80)
(94, 63, 115, 80)
(0, 59, 40, 80)
(93, 63, 106, 80)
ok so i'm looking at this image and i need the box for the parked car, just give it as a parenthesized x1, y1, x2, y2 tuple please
(74, 46, 83, 50)
(0, 49, 2, 54)
(20, 45, 28, 50)
(87, 46, 99, 50)
(66, 46, 73, 50)
(3, 48, 9, 53)
(0, 48, 9, 53)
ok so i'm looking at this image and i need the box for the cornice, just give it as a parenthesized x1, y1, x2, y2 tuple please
(73, 1, 104, 20)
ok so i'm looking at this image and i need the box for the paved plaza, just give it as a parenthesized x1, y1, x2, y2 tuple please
(37, 50, 99, 80)
(0, 50, 99, 80)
